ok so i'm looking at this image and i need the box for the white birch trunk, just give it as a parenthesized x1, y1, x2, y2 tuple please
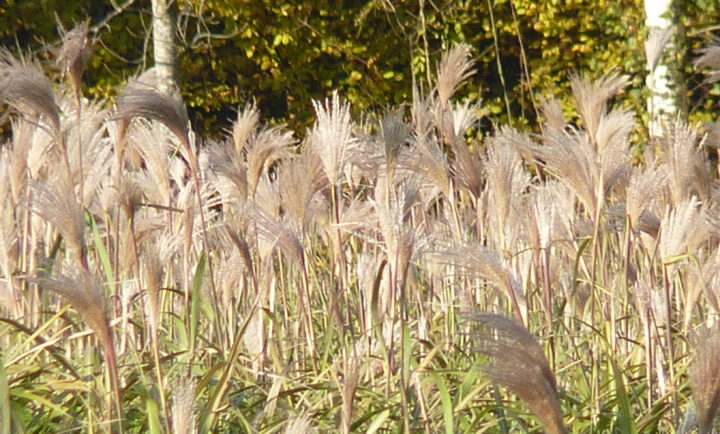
(152, 0, 176, 96)
(644, 0, 678, 138)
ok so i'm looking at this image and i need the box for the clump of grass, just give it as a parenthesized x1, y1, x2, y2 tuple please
(5, 23, 720, 434)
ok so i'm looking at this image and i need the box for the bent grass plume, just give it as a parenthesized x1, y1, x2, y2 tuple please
(468, 312, 565, 434)
(689, 327, 720, 434)
(28, 266, 123, 432)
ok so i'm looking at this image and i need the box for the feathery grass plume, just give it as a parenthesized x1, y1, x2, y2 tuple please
(539, 97, 566, 132)
(7, 118, 32, 203)
(439, 99, 480, 144)
(435, 43, 474, 108)
(337, 196, 375, 241)
(645, 27, 673, 74)
(245, 125, 293, 197)
(411, 85, 436, 142)
(231, 101, 260, 155)
(595, 108, 635, 155)
(695, 44, 720, 83)
(31, 174, 87, 269)
(277, 153, 325, 232)
(444, 100, 483, 199)
(284, 415, 315, 434)
(252, 204, 303, 264)
(171, 377, 196, 434)
(626, 166, 667, 230)
(451, 135, 484, 200)
(661, 121, 709, 205)
(689, 327, 720, 434)
(114, 71, 190, 150)
(399, 134, 452, 198)
(310, 91, 356, 187)
(55, 21, 91, 95)
(59, 96, 113, 207)
(450, 100, 480, 139)
(596, 109, 634, 200)
(115, 172, 144, 223)
(429, 241, 525, 323)
(468, 312, 565, 434)
(378, 108, 409, 183)
(379, 108, 410, 160)
(534, 127, 600, 216)
(29, 264, 122, 426)
(658, 196, 712, 262)
(31, 265, 111, 354)
(0, 49, 61, 135)
(205, 139, 249, 203)
(483, 128, 531, 246)
(253, 170, 282, 217)
(684, 248, 720, 329)
(527, 183, 574, 252)
(371, 181, 422, 288)
(133, 120, 173, 205)
(570, 72, 628, 144)
(25, 114, 55, 179)
(242, 304, 264, 359)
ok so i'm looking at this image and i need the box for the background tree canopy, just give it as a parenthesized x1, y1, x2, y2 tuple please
(0, 0, 718, 137)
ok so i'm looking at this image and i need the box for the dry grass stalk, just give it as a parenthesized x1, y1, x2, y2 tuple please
(341, 346, 360, 434)
(469, 312, 565, 434)
(143, 244, 163, 338)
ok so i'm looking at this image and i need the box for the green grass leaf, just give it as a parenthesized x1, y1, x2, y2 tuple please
(431, 372, 454, 434)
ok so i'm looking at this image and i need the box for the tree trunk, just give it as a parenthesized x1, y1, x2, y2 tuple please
(152, 0, 176, 96)
(644, 0, 682, 138)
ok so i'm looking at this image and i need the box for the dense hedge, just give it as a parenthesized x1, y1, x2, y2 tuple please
(1, 0, 718, 136)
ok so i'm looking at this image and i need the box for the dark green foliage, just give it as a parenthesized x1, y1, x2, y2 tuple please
(0, 1, 717, 136)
